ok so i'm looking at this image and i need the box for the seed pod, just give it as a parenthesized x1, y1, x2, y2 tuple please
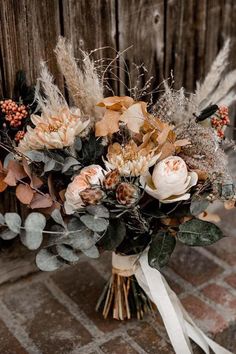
(116, 182, 140, 206)
(80, 187, 104, 205)
(103, 169, 121, 190)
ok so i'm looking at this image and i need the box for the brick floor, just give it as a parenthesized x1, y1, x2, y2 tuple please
(0, 213, 235, 353)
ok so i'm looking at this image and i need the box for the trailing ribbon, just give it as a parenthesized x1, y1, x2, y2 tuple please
(112, 251, 232, 354)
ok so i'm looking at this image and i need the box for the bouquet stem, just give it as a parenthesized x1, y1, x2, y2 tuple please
(96, 271, 154, 320)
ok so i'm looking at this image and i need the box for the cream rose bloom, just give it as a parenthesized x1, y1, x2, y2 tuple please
(140, 156, 198, 203)
(64, 165, 105, 214)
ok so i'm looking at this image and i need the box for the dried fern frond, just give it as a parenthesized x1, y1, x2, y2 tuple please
(55, 36, 103, 123)
(35, 62, 68, 114)
(194, 39, 230, 110)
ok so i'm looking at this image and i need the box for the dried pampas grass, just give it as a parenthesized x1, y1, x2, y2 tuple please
(55, 36, 103, 123)
(35, 62, 68, 114)
(193, 39, 235, 110)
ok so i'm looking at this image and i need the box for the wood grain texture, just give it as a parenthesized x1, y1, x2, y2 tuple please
(0, 0, 62, 96)
(117, 0, 164, 97)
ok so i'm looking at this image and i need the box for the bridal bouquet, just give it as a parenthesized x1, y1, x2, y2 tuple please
(0, 37, 235, 354)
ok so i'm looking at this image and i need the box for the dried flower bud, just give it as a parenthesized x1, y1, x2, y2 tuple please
(80, 187, 104, 205)
(116, 182, 140, 206)
(103, 169, 120, 190)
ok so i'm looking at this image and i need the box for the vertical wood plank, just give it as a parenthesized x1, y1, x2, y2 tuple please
(62, 0, 117, 94)
(0, 0, 62, 97)
(117, 0, 165, 98)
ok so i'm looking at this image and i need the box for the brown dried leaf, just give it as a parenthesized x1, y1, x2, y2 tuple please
(95, 110, 121, 136)
(22, 158, 43, 188)
(30, 193, 53, 209)
(3, 160, 27, 186)
(97, 96, 134, 110)
(158, 142, 175, 160)
(157, 126, 171, 145)
(16, 184, 34, 205)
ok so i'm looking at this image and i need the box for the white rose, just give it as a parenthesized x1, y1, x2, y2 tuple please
(64, 165, 105, 214)
(140, 156, 198, 203)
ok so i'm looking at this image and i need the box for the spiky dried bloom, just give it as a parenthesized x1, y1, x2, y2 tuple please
(55, 36, 103, 125)
(152, 84, 195, 127)
(177, 121, 233, 188)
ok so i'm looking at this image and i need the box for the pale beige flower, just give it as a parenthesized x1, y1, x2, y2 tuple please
(105, 141, 161, 177)
(141, 156, 198, 203)
(64, 165, 105, 214)
(18, 106, 89, 152)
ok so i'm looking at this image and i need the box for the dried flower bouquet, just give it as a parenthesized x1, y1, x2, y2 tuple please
(0, 37, 235, 354)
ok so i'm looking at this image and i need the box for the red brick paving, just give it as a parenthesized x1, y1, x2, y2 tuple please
(0, 236, 235, 353)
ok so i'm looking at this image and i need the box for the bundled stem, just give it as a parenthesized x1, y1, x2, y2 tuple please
(96, 272, 154, 320)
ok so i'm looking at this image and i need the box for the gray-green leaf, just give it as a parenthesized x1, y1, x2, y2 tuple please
(80, 215, 109, 232)
(148, 231, 176, 270)
(177, 219, 223, 246)
(5, 212, 21, 233)
(22, 213, 46, 250)
(51, 209, 66, 227)
(0, 229, 18, 240)
(190, 195, 210, 216)
(86, 205, 109, 219)
(82, 245, 99, 258)
(56, 244, 79, 262)
(36, 249, 64, 271)
(62, 157, 80, 173)
(98, 219, 126, 251)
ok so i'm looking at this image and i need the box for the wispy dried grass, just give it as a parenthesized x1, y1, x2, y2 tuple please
(55, 36, 103, 123)
(193, 39, 231, 110)
(35, 62, 68, 114)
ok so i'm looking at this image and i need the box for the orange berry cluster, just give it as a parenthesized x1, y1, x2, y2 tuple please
(211, 105, 230, 138)
(14, 130, 25, 142)
(0, 99, 28, 128)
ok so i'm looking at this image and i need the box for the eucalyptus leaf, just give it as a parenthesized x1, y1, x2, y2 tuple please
(82, 245, 99, 258)
(25, 150, 45, 162)
(23, 213, 46, 250)
(3, 153, 15, 168)
(221, 184, 235, 200)
(36, 249, 64, 271)
(190, 195, 210, 216)
(44, 158, 56, 173)
(80, 214, 109, 232)
(98, 219, 126, 251)
(74, 137, 82, 152)
(177, 219, 223, 246)
(0, 229, 18, 240)
(56, 244, 79, 262)
(86, 205, 109, 219)
(67, 228, 95, 250)
(20, 230, 43, 250)
(148, 231, 176, 270)
(5, 212, 21, 233)
(51, 209, 66, 227)
(62, 157, 80, 173)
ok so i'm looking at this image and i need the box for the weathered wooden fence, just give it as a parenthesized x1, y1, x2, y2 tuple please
(1, 0, 236, 98)
(0, 0, 236, 283)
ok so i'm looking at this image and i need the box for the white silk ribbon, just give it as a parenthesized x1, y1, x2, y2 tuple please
(112, 251, 232, 354)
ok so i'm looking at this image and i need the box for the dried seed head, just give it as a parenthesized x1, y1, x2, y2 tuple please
(116, 182, 140, 206)
(103, 169, 121, 190)
(80, 187, 104, 205)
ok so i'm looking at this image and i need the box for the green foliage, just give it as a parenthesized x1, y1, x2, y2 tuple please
(190, 194, 210, 216)
(148, 231, 176, 270)
(98, 219, 126, 251)
(177, 219, 223, 246)
(36, 249, 64, 271)
(21, 212, 46, 250)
